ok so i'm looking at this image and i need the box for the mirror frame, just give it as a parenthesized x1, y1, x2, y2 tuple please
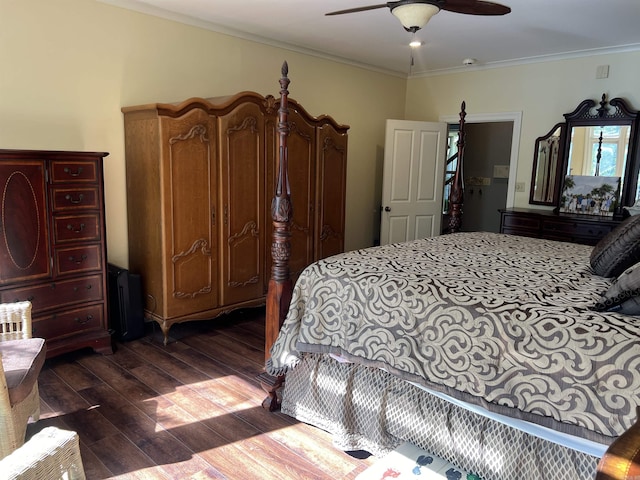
(530, 123, 566, 205)
(559, 94, 640, 216)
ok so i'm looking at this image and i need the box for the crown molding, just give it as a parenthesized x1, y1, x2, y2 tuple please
(98, 1, 640, 80)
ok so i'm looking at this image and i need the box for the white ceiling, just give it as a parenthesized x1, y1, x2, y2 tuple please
(102, 0, 640, 77)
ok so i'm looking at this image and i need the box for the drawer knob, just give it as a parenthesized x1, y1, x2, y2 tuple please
(65, 193, 84, 204)
(13, 295, 34, 302)
(75, 315, 93, 325)
(68, 254, 88, 265)
(63, 166, 84, 177)
(66, 223, 85, 233)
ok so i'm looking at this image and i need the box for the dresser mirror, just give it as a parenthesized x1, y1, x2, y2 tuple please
(530, 123, 565, 205)
(529, 94, 640, 215)
(560, 95, 639, 217)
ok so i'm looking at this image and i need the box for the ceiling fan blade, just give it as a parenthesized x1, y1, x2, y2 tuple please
(325, 4, 390, 16)
(441, 0, 511, 15)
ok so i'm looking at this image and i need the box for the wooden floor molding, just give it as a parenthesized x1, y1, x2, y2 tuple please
(29, 308, 374, 479)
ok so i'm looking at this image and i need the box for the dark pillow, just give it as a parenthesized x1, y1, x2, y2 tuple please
(590, 214, 640, 277)
(593, 262, 640, 314)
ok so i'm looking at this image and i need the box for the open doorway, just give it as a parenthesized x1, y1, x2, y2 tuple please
(440, 111, 522, 233)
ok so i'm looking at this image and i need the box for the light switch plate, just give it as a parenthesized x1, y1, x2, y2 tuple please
(493, 165, 510, 178)
(596, 65, 609, 79)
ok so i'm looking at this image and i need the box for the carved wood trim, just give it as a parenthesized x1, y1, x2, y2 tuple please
(228, 221, 259, 245)
(168, 124, 209, 145)
(322, 135, 346, 153)
(226, 116, 258, 135)
(171, 238, 211, 263)
(290, 121, 312, 142)
(319, 224, 341, 242)
(228, 275, 259, 288)
(263, 95, 279, 115)
(171, 238, 212, 299)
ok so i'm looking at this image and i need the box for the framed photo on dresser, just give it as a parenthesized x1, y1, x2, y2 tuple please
(560, 174, 620, 216)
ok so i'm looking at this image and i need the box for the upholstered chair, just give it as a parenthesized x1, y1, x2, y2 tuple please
(0, 301, 47, 459)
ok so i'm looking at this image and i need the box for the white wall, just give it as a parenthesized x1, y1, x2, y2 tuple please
(0, 0, 407, 267)
(405, 51, 640, 210)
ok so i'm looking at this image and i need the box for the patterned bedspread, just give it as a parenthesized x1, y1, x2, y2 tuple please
(267, 232, 640, 444)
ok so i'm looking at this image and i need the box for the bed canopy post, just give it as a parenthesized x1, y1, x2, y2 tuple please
(448, 101, 466, 234)
(259, 61, 293, 411)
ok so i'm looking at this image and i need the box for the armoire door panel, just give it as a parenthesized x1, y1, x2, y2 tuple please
(161, 111, 218, 317)
(264, 117, 277, 292)
(287, 110, 316, 279)
(219, 103, 265, 305)
(315, 124, 348, 261)
(0, 161, 51, 284)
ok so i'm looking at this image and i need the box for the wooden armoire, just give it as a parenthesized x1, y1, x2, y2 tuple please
(0, 149, 112, 357)
(122, 92, 348, 342)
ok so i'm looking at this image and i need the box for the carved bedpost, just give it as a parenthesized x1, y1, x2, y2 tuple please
(448, 101, 466, 233)
(259, 61, 294, 411)
(596, 406, 640, 479)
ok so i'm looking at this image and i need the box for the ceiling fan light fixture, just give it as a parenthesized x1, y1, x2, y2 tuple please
(391, 3, 440, 32)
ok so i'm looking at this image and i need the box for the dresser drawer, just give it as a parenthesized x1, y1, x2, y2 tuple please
(501, 227, 539, 238)
(54, 244, 102, 276)
(501, 213, 541, 233)
(32, 304, 105, 340)
(543, 219, 615, 239)
(49, 160, 98, 183)
(51, 186, 99, 211)
(53, 214, 100, 243)
(1, 274, 103, 312)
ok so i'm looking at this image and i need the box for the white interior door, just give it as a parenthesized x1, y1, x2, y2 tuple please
(380, 119, 447, 245)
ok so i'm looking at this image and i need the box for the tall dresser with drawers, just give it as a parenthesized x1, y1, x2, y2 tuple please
(0, 149, 112, 357)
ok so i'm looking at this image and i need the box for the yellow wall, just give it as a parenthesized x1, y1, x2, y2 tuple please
(3, 0, 639, 269)
(405, 52, 640, 209)
(0, 0, 406, 266)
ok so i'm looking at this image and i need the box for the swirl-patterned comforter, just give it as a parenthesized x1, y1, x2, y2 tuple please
(267, 231, 640, 444)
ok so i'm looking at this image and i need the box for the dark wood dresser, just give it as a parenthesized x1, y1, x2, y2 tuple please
(499, 208, 621, 245)
(0, 150, 112, 357)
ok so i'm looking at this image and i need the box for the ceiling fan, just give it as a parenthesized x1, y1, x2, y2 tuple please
(326, 0, 511, 33)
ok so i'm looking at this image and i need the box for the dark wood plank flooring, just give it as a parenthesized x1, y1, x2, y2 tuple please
(29, 308, 375, 479)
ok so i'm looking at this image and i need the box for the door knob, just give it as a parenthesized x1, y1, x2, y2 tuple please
(384, 206, 391, 212)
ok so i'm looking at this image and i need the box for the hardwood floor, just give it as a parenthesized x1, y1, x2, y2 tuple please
(29, 308, 375, 479)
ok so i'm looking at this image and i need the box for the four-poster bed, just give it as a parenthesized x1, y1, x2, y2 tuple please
(261, 63, 640, 479)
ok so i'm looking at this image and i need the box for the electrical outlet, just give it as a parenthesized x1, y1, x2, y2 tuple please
(515, 182, 525, 192)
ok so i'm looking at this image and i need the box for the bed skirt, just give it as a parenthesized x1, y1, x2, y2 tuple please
(281, 353, 600, 480)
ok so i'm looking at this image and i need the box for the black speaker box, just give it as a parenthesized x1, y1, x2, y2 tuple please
(107, 263, 145, 342)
